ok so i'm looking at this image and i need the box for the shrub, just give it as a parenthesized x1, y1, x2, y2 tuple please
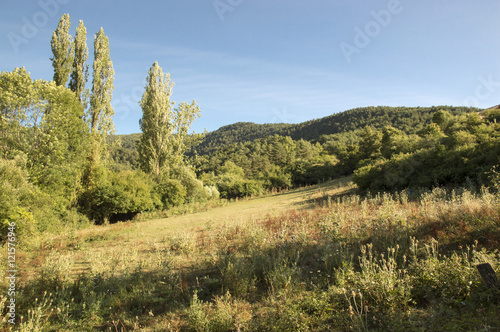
(171, 164, 209, 203)
(217, 178, 263, 199)
(203, 185, 220, 200)
(0, 157, 56, 240)
(156, 178, 187, 209)
(188, 292, 252, 332)
(79, 170, 160, 224)
(262, 165, 292, 190)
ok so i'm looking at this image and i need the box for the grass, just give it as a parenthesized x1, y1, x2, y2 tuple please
(2, 178, 500, 331)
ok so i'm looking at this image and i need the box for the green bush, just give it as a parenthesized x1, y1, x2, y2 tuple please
(0, 157, 52, 240)
(262, 165, 292, 189)
(78, 170, 160, 224)
(170, 164, 209, 203)
(156, 178, 187, 209)
(203, 185, 220, 200)
(217, 177, 263, 199)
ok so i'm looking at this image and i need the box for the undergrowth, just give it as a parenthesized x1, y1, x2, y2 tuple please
(1, 187, 500, 331)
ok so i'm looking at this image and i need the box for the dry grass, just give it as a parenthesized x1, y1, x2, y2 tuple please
(3, 180, 500, 331)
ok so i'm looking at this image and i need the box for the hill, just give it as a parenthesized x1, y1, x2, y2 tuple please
(189, 122, 294, 156)
(109, 105, 480, 167)
(190, 105, 478, 156)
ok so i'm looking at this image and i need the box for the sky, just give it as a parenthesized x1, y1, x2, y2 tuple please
(1, 0, 499, 134)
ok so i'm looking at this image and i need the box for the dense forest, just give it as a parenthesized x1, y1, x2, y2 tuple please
(189, 105, 477, 156)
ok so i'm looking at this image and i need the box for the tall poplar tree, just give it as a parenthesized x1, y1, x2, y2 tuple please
(137, 61, 200, 177)
(90, 27, 114, 137)
(50, 14, 74, 86)
(82, 27, 114, 188)
(69, 20, 89, 107)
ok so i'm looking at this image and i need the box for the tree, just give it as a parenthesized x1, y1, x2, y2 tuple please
(432, 110, 453, 130)
(79, 27, 114, 191)
(137, 61, 200, 177)
(358, 126, 382, 161)
(69, 20, 89, 107)
(381, 126, 403, 159)
(50, 14, 74, 86)
(87, 28, 114, 170)
(90, 28, 114, 136)
(0, 68, 89, 204)
(0, 68, 36, 159)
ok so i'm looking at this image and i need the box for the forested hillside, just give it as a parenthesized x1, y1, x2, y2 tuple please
(112, 105, 479, 163)
(188, 105, 478, 156)
(108, 106, 486, 199)
(190, 122, 294, 156)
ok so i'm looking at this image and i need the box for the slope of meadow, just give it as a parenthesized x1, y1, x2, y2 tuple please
(2, 179, 500, 331)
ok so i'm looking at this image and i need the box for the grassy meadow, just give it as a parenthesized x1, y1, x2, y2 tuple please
(2, 178, 500, 331)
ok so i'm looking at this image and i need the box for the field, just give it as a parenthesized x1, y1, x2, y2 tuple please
(2, 178, 500, 331)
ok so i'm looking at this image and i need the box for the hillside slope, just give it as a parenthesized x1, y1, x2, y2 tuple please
(191, 105, 478, 155)
(110, 105, 480, 166)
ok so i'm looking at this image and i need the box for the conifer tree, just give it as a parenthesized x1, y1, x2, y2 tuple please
(50, 14, 74, 86)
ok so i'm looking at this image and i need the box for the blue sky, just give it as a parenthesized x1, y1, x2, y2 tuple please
(1, 0, 499, 134)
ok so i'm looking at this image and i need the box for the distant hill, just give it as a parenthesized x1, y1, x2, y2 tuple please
(189, 122, 294, 156)
(190, 105, 479, 155)
(107, 133, 140, 171)
(109, 105, 480, 167)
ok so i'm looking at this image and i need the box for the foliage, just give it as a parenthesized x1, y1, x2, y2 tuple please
(212, 161, 264, 199)
(50, 13, 74, 86)
(169, 164, 208, 203)
(156, 177, 187, 209)
(190, 106, 478, 157)
(78, 170, 160, 224)
(0, 157, 40, 240)
(137, 61, 201, 176)
(353, 111, 500, 191)
(84, 27, 115, 193)
(0, 68, 89, 204)
(90, 27, 114, 136)
(69, 20, 89, 107)
(108, 133, 140, 171)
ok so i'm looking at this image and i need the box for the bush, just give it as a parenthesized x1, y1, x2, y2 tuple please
(156, 178, 187, 209)
(203, 185, 220, 200)
(78, 170, 160, 224)
(0, 157, 57, 240)
(262, 165, 292, 190)
(170, 164, 209, 203)
(217, 177, 263, 199)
